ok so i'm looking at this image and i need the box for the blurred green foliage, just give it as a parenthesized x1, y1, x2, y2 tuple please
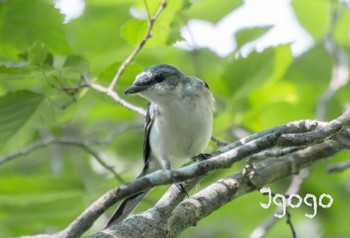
(0, 0, 350, 237)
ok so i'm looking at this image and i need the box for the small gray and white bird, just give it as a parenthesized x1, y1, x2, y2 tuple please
(105, 64, 214, 228)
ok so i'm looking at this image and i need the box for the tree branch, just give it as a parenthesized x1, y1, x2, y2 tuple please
(0, 124, 138, 183)
(0, 136, 123, 183)
(328, 159, 350, 173)
(21, 109, 350, 238)
(95, 140, 343, 238)
(210, 135, 229, 147)
(88, 80, 147, 116)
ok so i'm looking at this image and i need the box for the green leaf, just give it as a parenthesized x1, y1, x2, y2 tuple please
(0, 175, 84, 236)
(121, 0, 186, 47)
(64, 1, 134, 74)
(245, 82, 298, 130)
(0, 0, 71, 60)
(0, 42, 55, 84)
(27, 42, 48, 66)
(121, 19, 149, 46)
(235, 26, 272, 50)
(222, 47, 278, 100)
(98, 62, 144, 87)
(334, 10, 350, 47)
(60, 55, 90, 84)
(0, 64, 37, 81)
(184, 0, 242, 23)
(292, 0, 330, 39)
(0, 175, 83, 194)
(0, 91, 54, 153)
(218, 45, 293, 131)
(283, 45, 333, 117)
(63, 56, 89, 71)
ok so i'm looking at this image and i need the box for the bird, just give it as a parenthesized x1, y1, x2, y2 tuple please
(105, 64, 215, 228)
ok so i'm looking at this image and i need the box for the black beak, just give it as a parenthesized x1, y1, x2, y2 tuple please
(124, 84, 149, 95)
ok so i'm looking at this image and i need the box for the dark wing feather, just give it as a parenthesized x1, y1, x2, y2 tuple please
(139, 102, 155, 177)
(104, 102, 156, 228)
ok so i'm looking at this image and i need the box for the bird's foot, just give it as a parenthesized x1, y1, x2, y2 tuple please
(192, 153, 211, 162)
(175, 182, 189, 198)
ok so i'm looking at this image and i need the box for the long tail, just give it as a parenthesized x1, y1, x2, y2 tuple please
(104, 188, 151, 228)
(104, 151, 161, 228)
(104, 160, 158, 228)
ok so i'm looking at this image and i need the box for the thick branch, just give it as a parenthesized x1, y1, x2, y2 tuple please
(92, 140, 343, 238)
(22, 110, 350, 238)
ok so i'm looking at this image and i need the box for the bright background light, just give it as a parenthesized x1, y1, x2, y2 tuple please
(54, 0, 85, 23)
(176, 0, 313, 57)
(55, 0, 313, 57)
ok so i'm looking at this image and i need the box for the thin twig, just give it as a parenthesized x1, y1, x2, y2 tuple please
(143, 0, 152, 23)
(211, 135, 229, 147)
(328, 159, 350, 172)
(107, 0, 168, 92)
(0, 136, 56, 165)
(61, 73, 146, 115)
(59, 74, 90, 94)
(249, 146, 306, 161)
(285, 209, 297, 238)
(0, 124, 134, 164)
(79, 144, 126, 183)
(317, 1, 349, 120)
(0, 124, 140, 183)
(0, 137, 123, 182)
(90, 82, 146, 116)
(249, 169, 309, 238)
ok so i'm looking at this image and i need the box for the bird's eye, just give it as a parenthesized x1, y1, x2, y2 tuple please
(153, 74, 165, 83)
(202, 81, 209, 89)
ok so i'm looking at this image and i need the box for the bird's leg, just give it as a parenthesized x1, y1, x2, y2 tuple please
(161, 159, 189, 197)
(161, 159, 171, 170)
(173, 153, 212, 197)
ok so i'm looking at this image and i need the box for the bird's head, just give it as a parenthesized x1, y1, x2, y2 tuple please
(125, 64, 185, 94)
(125, 64, 190, 102)
(125, 64, 214, 114)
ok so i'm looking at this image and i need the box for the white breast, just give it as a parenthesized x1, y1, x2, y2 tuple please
(149, 87, 214, 169)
